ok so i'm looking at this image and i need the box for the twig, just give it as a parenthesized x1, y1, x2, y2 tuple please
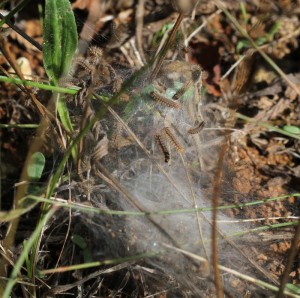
(120, 44, 135, 67)
(135, 0, 146, 64)
(220, 54, 245, 81)
(129, 38, 144, 67)
(276, 218, 300, 298)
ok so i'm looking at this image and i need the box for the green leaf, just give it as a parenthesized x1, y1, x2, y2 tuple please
(71, 234, 92, 262)
(43, 0, 77, 83)
(27, 152, 45, 180)
(266, 21, 281, 41)
(71, 234, 87, 249)
(236, 39, 251, 53)
(283, 125, 300, 135)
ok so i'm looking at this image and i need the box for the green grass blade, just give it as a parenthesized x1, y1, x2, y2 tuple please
(0, 75, 78, 93)
(3, 208, 56, 298)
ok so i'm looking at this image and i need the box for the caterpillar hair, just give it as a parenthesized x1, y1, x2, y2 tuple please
(88, 46, 103, 58)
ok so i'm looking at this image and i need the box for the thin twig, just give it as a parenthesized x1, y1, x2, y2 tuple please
(135, 0, 146, 64)
(276, 218, 300, 298)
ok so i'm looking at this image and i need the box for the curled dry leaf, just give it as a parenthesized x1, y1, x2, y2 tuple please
(230, 49, 255, 96)
(93, 135, 109, 161)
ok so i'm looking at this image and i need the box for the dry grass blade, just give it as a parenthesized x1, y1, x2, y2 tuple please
(150, 13, 184, 81)
(276, 219, 300, 298)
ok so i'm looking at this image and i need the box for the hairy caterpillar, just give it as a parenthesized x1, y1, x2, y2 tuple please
(164, 127, 184, 153)
(88, 46, 103, 63)
(150, 91, 181, 109)
(172, 80, 193, 100)
(156, 134, 170, 163)
(188, 121, 205, 135)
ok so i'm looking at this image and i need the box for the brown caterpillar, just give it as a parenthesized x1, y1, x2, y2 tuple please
(88, 46, 103, 63)
(164, 127, 184, 153)
(156, 134, 170, 163)
(188, 121, 205, 134)
(172, 80, 193, 100)
(150, 91, 181, 109)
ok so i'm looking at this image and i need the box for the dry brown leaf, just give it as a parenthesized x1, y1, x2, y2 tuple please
(231, 49, 255, 95)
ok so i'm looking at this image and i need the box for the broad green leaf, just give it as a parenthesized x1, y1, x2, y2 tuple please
(43, 0, 77, 83)
(27, 152, 45, 180)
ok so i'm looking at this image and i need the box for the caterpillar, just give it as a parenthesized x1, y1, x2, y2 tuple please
(172, 80, 193, 100)
(88, 46, 103, 64)
(150, 91, 181, 109)
(187, 121, 205, 134)
(156, 134, 170, 163)
(164, 127, 184, 153)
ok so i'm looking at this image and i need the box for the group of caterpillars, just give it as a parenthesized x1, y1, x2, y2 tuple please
(149, 63, 207, 163)
(70, 43, 207, 166)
